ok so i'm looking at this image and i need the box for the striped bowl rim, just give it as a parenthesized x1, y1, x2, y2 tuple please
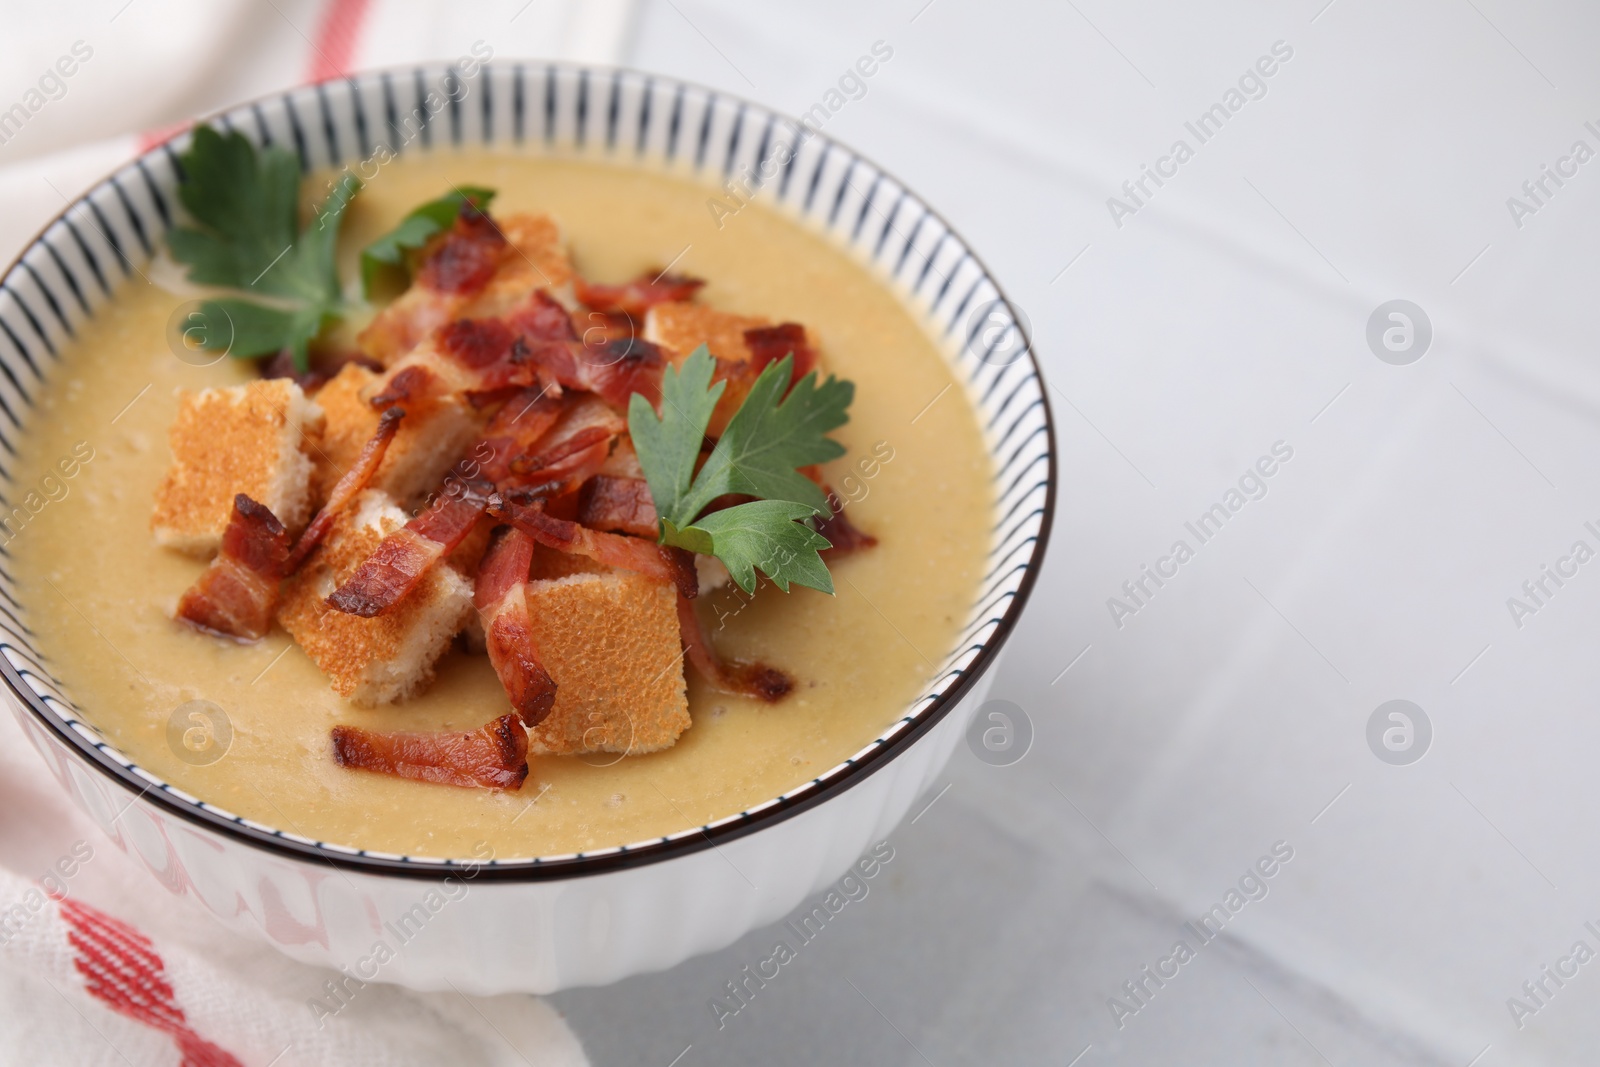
(0, 61, 1055, 880)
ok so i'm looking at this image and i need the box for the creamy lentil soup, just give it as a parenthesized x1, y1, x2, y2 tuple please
(11, 153, 991, 858)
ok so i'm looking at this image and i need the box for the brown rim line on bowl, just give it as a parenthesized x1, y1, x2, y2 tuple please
(0, 62, 1053, 990)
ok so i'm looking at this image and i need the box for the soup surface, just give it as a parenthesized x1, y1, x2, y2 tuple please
(11, 152, 992, 858)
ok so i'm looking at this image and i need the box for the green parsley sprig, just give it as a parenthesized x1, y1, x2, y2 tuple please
(359, 185, 496, 297)
(628, 346, 854, 595)
(169, 126, 360, 371)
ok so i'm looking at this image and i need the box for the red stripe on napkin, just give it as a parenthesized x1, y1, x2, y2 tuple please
(308, 0, 376, 83)
(58, 894, 244, 1067)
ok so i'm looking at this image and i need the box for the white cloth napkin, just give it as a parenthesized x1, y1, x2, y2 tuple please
(0, 1, 640, 1062)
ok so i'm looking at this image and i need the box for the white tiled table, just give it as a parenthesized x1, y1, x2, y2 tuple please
(551, 2, 1600, 1064)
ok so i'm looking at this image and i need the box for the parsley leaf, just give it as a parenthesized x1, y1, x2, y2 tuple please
(168, 125, 360, 371)
(629, 345, 854, 595)
(682, 352, 852, 518)
(360, 185, 496, 296)
(667, 501, 836, 595)
(628, 346, 725, 526)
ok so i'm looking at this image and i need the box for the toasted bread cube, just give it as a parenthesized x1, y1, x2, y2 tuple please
(309, 363, 484, 509)
(523, 570, 689, 755)
(643, 302, 768, 365)
(277, 490, 473, 705)
(151, 380, 322, 556)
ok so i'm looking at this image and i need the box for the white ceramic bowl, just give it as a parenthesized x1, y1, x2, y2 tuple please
(0, 61, 1054, 994)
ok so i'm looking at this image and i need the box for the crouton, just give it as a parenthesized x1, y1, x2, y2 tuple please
(151, 380, 322, 556)
(277, 489, 473, 705)
(522, 569, 689, 755)
(643, 302, 767, 364)
(309, 363, 484, 510)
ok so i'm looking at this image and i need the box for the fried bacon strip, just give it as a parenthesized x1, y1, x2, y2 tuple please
(675, 594, 793, 702)
(417, 205, 507, 294)
(575, 271, 704, 317)
(358, 205, 508, 363)
(574, 310, 638, 345)
(174, 495, 292, 641)
(474, 527, 557, 726)
(507, 425, 614, 492)
(815, 498, 878, 557)
(369, 291, 576, 411)
(328, 394, 623, 619)
(368, 317, 523, 410)
(547, 335, 669, 411)
(284, 407, 405, 574)
(489, 494, 697, 600)
(506, 292, 667, 408)
(325, 478, 495, 617)
(576, 475, 658, 539)
(743, 323, 818, 384)
(473, 386, 566, 481)
(369, 292, 670, 415)
(331, 712, 528, 790)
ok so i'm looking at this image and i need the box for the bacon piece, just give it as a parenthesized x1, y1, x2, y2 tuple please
(574, 310, 638, 345)
(285, 407, 404, 574)
(575, 271, 704, 317)
(511, 289, 579, 343)
(325, 479, 494, 618)
(473, 386, 566, 483)
(513, 336, 668, 411)
(675, 594, 792, 702)
(358, 206, 509, 363)
(367, 364, 435, 411)
(743, 323, 818, 384)
(369, 318, 521, 411)
(331, 712, 528, 790)
(577, 475, 658, 539)
(417, 206, 507, 294)
(506, 425, 613, 490)
(367, 292, 667, 415)
(474, 527, 557, 726)
(175, 494, 292, 640)
(578, 336, 670, 410)
(816, 500, 877, 556)
(439, 317, 518, 369)
(365, 297, 575, 412)
(507, 294, 668, 409)
(490, 494, 696, 600)
(328, 391, 623, 619)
